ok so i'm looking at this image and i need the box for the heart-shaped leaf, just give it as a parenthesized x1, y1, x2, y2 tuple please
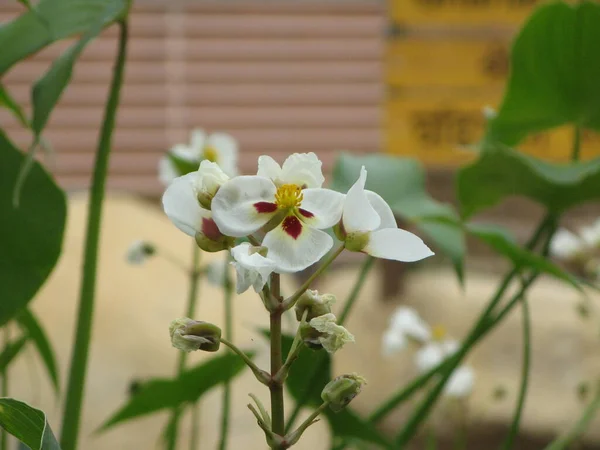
(0, 398, 61, 450)
(487, 1, 600, 145)
(0, 131, 66, 326)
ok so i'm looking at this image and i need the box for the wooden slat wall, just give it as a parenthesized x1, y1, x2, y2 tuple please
(0, 1, 384, 196)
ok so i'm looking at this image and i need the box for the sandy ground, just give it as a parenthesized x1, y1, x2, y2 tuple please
(6, 195, 600, 449)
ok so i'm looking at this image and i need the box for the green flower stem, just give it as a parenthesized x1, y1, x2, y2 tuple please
(218, 258, 234, 450)
(270, 273, 285, 443)
(1, 326, 9, 450)
(284, 255, 374, 432)
(220, 338, 269, 386)
(167, 246, 202, 450)
(285, 402, 330, 447)
(59, 20, 129, 450)
(500, 284, 531, 450)
(544, 381, 600, 450)
(274, 320, 304, 384)
(282, 245, 345, 311)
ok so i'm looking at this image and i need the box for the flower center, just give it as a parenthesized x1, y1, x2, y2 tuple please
(203, 145, 218, 162)
(431, 325, 446, 341)
(275, 184, 303, 209)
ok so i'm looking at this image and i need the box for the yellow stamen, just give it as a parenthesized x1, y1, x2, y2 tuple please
(274, 184, 303, 209)
(432, 325, 446, 341)
(203, 145, 218, 162)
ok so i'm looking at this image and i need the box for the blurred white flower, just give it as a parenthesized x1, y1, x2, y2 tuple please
(445, 366, 475, 398)
(126, 240, 155, 265)
(340, 166, 434, 262)
(550, 228, 584, 261)
(230, 242, 277, 294)
(580, 219, 600, 249)
(159, 129, 238, 185)
(482, 105, 497, 120)
(382, 307, 431, 356)
(212, 153, 344, 273)
(205, 260, 227, 287)
(309, 313, 355, 353)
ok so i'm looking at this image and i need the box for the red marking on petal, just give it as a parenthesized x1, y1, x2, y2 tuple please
(254, 202, 278, 213)
(298, 208, 314, 218)
(202, 218, 222, 240)
(282, 215, 302, 240)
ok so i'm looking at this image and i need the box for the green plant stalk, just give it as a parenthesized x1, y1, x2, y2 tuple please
(544, 381, 600, 450)
(59, 20, 128, 450)
(500, 290, 531, 450)
(218, 256, 234, 450)
(1, 326, 8, 450)
(270, 273, 285, 442)
(167, 245, 202, 450)
(285, 256, 374, 432)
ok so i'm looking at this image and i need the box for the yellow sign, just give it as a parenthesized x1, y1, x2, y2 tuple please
(386, 38, 511, 88)
(386, 96, 600, 166)
(390, 0, 538, 26)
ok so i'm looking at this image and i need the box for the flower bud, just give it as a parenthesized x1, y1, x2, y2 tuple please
(300, 313, 354, 353)
(294, 290, 336, 322)
(321, 373, 367, 412)
(344, 231, 370, 252)
(194, 161, 229, 209)
(126, 240, 155, 265)
(169, 318, 221, 352)
(195, 231, 235, 253)
(299, 322, 324, 350)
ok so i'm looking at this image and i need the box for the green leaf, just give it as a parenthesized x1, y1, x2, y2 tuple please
(0, 398, 61, 450)
(16, 309, 60, 393)
(99, 351, 254, 431)
(457, 143, 600, 218)
(0, 335, 28, 372)
(0, 83, 29, 128)
(0, 0, 128, 75)
(487, 1, 600, 145)
(330, 153, 465, 282)
(467, 223, 582, 289)
(0, 131, 66, 326)
(324, 408, 389, 448)
(167, 153, 200, 177)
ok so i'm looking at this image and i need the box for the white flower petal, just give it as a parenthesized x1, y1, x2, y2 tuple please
(263, 218, 333, 273)
(382, 328, 407, 356)
(211, 176, 278, 237)
(342, 166, 381, 233)
(207, 133, 238, 176)
(299, 188, 345, 229)
(366, 190, 397, 230)
(309, 313, 355, 353)
(230, 242, 277, 293)
(365, 228, 434, 262)
(441, 339, 460, 355)
(190, 129, 207, 151)
(445, 366, 475, 398)
(162, 173, 211, 237)
(550, 228, 584, 260)
(257, 155, 283, 182)
(389, 307, 431, 343)
(280, 152, 325, 188)
(158, 156, 179, 185)
(415, 342, 445, 372)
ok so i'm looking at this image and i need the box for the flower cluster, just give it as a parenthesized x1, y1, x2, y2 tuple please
(162, 146, 434, 288)
(550, 220, 600, 280)
(383, 307, 474, 399)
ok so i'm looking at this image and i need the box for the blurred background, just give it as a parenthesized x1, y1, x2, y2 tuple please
(1, 0, 600, 449)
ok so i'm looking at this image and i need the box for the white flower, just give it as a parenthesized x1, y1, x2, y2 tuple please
(550, 228, 584, 260)
(445, 366, 475, 398)
(309, 313, 355, 353)
(126, 240, 155, 265)
(482, 105, 497, 120)
(205, 260, 227, 287)
(340, 166, 434, 262)
(382, 307, 432, 356)
(159, 129, 238, 185)
(211, 153, 345, 273)
(230, 242, 277, 294)
(580, 219, 600, 249)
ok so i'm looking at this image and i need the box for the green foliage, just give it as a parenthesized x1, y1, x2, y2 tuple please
(487, 1, 600, 145)
(0, 335, 28, 373)
(280, 334, 389, 447)
(167, 153, 201, 177)
(99, 351, 254, 431)
(467, 223, 581, 289)
(0, 0, 129, 75)
(17, 309, 60, 393)
(0, 398, 61, 450)
(0, 83, 29, 128)
(0, 131, 66, 326)
(331, 153, 465, 282)
(457, 143, 600, 218)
